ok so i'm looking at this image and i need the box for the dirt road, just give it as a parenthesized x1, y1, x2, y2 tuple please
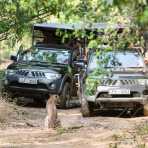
(0, 61, 148, 147)
(0, 102, 148, 148)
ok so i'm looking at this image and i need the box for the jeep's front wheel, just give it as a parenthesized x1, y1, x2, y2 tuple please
(59, 82, 71, 109)
(132, 103, 148, 116)
(144, 104, 148, 116)
(1, 89, 15, 102)
(81, 97, 94, 117)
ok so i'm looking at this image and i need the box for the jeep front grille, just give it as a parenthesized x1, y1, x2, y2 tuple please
(9, 82, 48, 89)
(98, 92, 140, 98)
(101, 79, 138, 86)
(16, 70, 45, 77)
(16, 70, 29, 76)
(31, 71, 45, 77)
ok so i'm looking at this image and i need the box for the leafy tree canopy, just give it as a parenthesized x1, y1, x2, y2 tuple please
(0, 0, 147, 46)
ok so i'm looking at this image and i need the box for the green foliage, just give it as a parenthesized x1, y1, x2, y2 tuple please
(56, 126, 83, 135)
(0, 70, 5, 80)
(139, 6, 148, 27)
(88, 40, 98, 49)
(0, 0, 60, 42)
(84, 50, 110, 96)
(0, 70, 5, 94)
(0, 0, 147, 66)
(137, 122, 148, 136)
(0, 0, 147, 43)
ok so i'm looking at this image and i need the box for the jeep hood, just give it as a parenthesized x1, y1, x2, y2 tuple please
(7, 62, 68, 74)
(88, 68, 148, 80)
(109, 68, 148, 79)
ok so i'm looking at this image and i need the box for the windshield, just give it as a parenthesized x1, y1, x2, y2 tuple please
(18, 48, 70, 65)
(88, 51, 144, 71)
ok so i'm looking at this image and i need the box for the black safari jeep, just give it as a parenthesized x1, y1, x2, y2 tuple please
(4, 45, 78, 108)
(80, 50, 148, 117)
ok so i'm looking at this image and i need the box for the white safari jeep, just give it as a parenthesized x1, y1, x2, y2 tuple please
(80, 50, 148, 117)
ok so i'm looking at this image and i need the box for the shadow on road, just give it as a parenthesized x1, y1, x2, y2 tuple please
(16, 97, 81, 109)
(15, 97, 144, 118)
(94, 109, 143, 118)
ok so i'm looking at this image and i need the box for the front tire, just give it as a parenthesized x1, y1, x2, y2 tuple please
(81, 97, 94, 117)
(1, 89, 15, 102)
(144, 104, 148, 116)
(58, 82, 71, 109)
(132, 103, 148, 116)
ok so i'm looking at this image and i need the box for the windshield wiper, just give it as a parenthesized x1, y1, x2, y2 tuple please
(105, 66, 144, 68)
(51, 62, 66, 65)
(29, 60, 48, 63)
(28, 60, 53, 66)
(125, 67, 144, 69)
(28, 60, 66, 66)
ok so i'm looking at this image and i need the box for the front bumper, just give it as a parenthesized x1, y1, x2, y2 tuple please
(85, 85, 148, 105)
(4, 76, 62, 96)
(6, 85, 49, 93)
(86, 95, 148, 103)
(96, 97, 148, 104)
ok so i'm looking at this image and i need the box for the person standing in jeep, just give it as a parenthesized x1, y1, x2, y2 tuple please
(4, 45, 78, 108)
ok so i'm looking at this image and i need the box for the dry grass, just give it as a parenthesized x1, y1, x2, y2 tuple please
(0, 97, 19, 129)
(0, 99, 11, 124)
(0, 69, 13, 127)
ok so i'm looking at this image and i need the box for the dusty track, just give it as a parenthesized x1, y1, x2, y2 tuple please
(0, 103, 148, 148)
(0, 61, 148, 147)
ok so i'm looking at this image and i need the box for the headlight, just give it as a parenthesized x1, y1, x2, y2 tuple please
(138, 79, 146, 85)
(45, 73, 61, 80)
(146, 80, 148, 86)
(5, 69, 16, 75)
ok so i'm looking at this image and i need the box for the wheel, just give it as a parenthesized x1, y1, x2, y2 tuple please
(58, 82, 71, 109)
(33, 98, 46, 107)
(81, 97, 94, 117)
(1, 89, 15, 102)
(2, 89, 26, 105)
(132, 103, 148, 117)
(144, 104, 148, 116)
(132, 103, 144, 116)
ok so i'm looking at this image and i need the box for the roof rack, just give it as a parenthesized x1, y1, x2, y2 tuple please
(33, 22, 127, 31)
(35, 43, 73, 50)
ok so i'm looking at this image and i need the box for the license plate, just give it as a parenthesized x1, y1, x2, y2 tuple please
(109, 89, 130, 95)
(19, 78, 37, 84)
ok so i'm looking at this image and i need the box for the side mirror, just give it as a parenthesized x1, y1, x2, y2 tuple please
(10, 55, 17, 61)
(74, 61, 86, 68)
